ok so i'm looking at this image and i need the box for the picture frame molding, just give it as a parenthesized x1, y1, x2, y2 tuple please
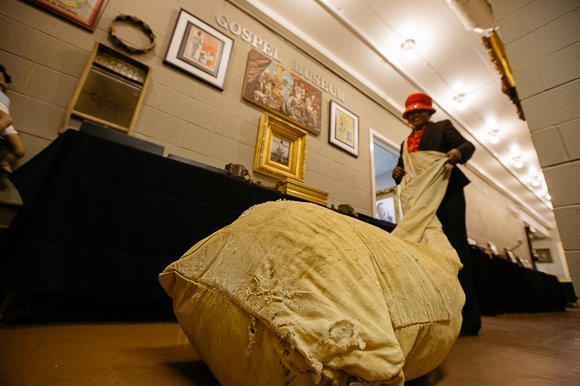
(164, 8, 234, 90)
(535, 248, 553, 263)
(376, 186, 400, 223)
(29, 0, 109, 31)
(253, 113, 307, 182)
(329, 100, 359, 156)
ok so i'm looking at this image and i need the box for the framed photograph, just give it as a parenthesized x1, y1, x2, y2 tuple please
(29, 0, 108, 31)
(165, 9, 234, 90)
(376, 186, 400, 223)
(242, 50, 323, 136)
(535, 248, 553, 263)
(329, 100, 359, 156)
(253, 113, 307, 182)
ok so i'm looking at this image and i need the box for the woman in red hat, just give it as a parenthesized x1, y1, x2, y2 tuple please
(392, 92, 480, 336)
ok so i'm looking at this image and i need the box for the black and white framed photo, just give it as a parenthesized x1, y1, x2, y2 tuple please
(164, 9, 233, 90)
(329, 100, 359, 156)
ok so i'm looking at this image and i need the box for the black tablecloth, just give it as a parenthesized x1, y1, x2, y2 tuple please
(470, 247, 566, 314)
(0, 130, 395, 301)
(0, 130, 301, 299)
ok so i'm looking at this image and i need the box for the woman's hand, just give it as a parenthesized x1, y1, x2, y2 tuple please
(446, 149, 462, 165)
(392, 166, 406, 181)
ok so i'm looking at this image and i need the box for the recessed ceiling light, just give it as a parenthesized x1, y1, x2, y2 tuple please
(532, 180, 541, 187)
(513, 156, 523, 168)
(545, 194, 552, 200)
(401, 39, 415, 50)
(489, 130, 499, 143)
(454, 94, 466, 110)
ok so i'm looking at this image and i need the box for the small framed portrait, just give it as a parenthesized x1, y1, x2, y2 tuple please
(28, 0, 109, 31)
(376, 186, 400, 223)
(329, 100, 359, 156)
(165, 9, 234, 90)
(535, 248, 553, 263)
(253, 113, 307, 182)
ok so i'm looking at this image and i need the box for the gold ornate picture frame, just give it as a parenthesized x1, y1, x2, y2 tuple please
(253, 113, 307, 182)
(376, 186, 400, 223)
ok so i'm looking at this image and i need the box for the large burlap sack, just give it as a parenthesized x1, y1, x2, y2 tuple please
(160, 153, 465, 385)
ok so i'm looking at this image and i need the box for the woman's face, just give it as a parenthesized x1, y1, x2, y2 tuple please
(407, 110, 431, 129)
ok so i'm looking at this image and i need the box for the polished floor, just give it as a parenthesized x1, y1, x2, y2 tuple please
(1, 305, 579, 386)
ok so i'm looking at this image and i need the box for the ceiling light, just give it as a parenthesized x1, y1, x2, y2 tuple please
(531, 179, 541, 187)
(513, 156, 523, 168)
(545, 194, 551, 200)
(401, 39, 415, 50)
(454, 94, 466, 110)
(489, 130, 499, 143)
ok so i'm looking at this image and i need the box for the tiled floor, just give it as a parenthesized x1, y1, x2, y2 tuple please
(1, 308, 579, 385)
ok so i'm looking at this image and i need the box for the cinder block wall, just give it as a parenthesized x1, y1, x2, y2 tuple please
(0, 0, 412, 213)
(0, 0, 563, 273)
(490, 0, 580, 288)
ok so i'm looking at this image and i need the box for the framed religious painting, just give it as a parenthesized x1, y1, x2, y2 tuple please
(242, 50, 323, 136)
(329, 100, 359, 156)
(253, 113, 307, 182)
(28, 0, 109, 31)
(165, 9, 234, 90)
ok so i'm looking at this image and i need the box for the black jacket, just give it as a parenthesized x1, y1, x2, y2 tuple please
(395, 120, 475, 190)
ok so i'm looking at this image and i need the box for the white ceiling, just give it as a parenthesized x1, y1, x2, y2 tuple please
(234, 0, 555, 228)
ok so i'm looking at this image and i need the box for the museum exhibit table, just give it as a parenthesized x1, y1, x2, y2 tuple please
(0, 130, 300, 299)
(470, 246, 567, 314)
(0, 129, 565, 317)
(0, 129, 395, 302)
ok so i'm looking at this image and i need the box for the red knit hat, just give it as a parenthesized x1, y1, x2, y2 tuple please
(402, 93, 436, 119)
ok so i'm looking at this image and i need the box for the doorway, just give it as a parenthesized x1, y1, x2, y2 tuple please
(370, 129, 401, 223)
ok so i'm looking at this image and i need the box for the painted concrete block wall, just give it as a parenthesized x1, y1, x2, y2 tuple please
(491, 0, 580, 290)
(0, 0, 410, 214)
(0, 0, 550, 267)
(463, 167, 529, 259)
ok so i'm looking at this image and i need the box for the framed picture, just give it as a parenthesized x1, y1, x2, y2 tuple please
(329, 100, 359, 156)
(165, 9, 233, 90)
(242, 50, 323, 136)
(535, 248, 553, 263)
(376, 186, 400, 223)
(29, 0, 109, 31)
(253, 113, 307, 182)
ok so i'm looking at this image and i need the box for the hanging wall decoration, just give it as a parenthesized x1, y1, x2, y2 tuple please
(29, 0, 109, 32)
(253, 113, 307, 182)
(110, 15, 156, 54)
(242, 49, 323, 136)
(59, 41, 152, 134)
(329, 100, 359, 157)
(165, 9, 234, 90)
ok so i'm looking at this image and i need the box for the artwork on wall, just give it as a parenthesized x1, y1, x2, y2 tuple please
(242, 50, 322, 136)
(376, 186, 400, 224)
(29, 0, 109, 31)
(253, 113, 307, 182)
(60, 42, 152, 135)
(535, 248, 553, 263)
(165, 9, 234, 90)
(329, 100, 359, 156)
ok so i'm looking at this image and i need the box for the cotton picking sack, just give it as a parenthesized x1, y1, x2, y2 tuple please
(159, 151, 464, 385)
